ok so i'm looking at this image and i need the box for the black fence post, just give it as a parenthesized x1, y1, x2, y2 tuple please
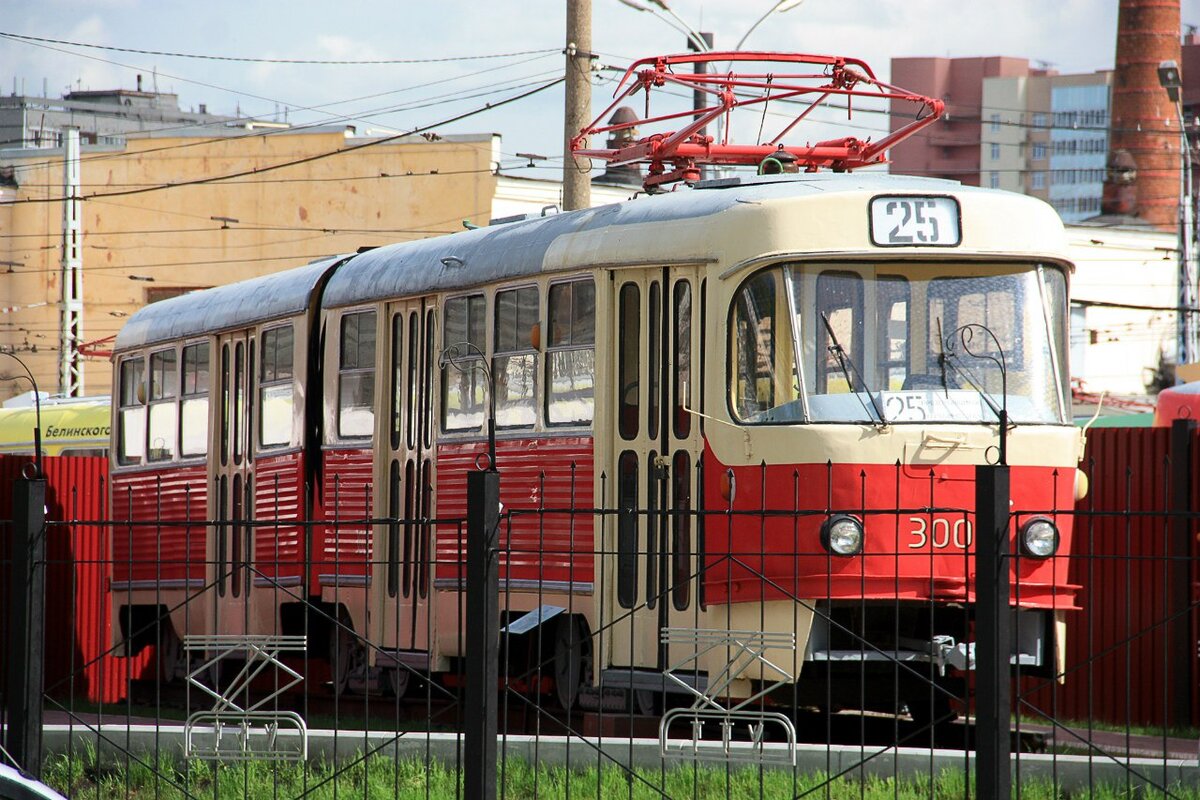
(4, 477, 46, 777)
(1169, 418, 1196, 728)
(464, 468, 499, 800)
(975, 464, 1011, 799)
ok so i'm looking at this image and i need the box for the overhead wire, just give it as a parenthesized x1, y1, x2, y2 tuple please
(1, 34, 561, 174)
(0, 32, 559, 65)
(2, 57, 563, 176)
(0, 78, 565, 205)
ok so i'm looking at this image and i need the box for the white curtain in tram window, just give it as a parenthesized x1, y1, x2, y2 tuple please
(121, 406, 146, 462)
(339, 372, 375, 438)
(147, 401, 177, 461)
(260, 384, 293, 446)
(180, 396, 208, 456)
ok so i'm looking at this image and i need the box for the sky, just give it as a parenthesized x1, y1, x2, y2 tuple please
(4, 0, 1200, 177)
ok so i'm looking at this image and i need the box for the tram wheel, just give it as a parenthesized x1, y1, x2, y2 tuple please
(155, 624, 183, 684)
(905, 682, 958, 731)
(631, 688, 659, 716)
(387, 667, 411, 699)
(329, 614, 366, 696)
(553, 616, 592, 710)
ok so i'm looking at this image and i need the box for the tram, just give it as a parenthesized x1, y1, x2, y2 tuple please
(109, 53, 1082, 714)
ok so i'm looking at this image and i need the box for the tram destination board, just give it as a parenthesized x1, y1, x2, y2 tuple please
(869, 195, 961, 247)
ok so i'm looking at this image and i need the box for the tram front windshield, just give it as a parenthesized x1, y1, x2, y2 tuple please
(730, 262, 1069, 425)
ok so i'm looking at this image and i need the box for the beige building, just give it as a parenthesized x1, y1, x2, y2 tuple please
(0, 123, 633, 401)
(1067, 222, 1179, 398)
(978, 70, 1111, 222)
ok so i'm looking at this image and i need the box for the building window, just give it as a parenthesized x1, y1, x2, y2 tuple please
(1033, 112, 1047, 128)
(990, 143, 1001, 160)
(1031, 172, 1045, 190)
(989, 172, 1000, 189)
(546, 279, 596, 425)
(338, 311, 376, 438)
(1032, 142, 1046, 161)
(990, 113, 1001, 132)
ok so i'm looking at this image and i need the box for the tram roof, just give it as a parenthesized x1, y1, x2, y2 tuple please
(114, 172, 1055, 352)
(320, 172, 987, 309)
(114, 255, 345, 351)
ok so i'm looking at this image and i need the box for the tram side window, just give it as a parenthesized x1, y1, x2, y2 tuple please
(546, 280, 596, 426)
(442, 294, 486, 431)
(493, 286, 538, 428)
(147, 349, 178, 461)
(730, 269, 799, 421)
(814, 271, 864, 394)
(180, 343, 209, 457)
(338, 311, 376, 439)
(118, 357, 146, 465)
(260, 325, 294, 447)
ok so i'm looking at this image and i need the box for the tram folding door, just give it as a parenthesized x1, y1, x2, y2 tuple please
(372, 299, 437, 677)
(608, 267, 704, 673)
(212, 330, 255, 636)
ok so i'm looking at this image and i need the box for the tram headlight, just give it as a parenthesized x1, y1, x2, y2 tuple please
(1019, 517, 1059, 559)
(820, 514, 864, 556)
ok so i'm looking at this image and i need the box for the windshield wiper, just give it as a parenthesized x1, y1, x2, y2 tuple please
(938, 319, 1015, 463)
(821, 312, 887, 427)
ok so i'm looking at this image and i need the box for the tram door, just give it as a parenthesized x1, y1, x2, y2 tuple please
(212, 330, 255, 635)
(373, 299, 437, 658)
(609, 267, 703, 672)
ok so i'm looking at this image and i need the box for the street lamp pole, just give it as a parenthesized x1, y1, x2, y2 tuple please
(1158, 60, 1198, 372)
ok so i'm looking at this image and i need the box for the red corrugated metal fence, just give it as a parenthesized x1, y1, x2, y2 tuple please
(0, 454, 150, 705)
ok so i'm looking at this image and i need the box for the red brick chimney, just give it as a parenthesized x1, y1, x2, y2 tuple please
(1104, 0, 1181, 229)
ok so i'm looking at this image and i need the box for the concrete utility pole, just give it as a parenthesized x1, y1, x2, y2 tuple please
(563, 0, 592, 210)
(59, 127, 84, 396)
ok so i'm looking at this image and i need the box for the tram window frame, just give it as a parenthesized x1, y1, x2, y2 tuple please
(337, 310, 377, 440)
(617, 282, 640, 440)
(492, 285, 539, 429)
(422, 309, 435, 449)
(117, 356, 146, 466)
(390, 314, 404, 452)
(729, 269, 794, 421)
(147, 348, 178, 462)
(232, 341, 245, 465)
(546, 278, 596, 427)
(441, 293, 487, 433)
(672, 280, 693, 439)
(259, 324, 295, 448)
(180, 342, 210, 458)
(406, 312, 419, 449)
(220, 344, 230, 466)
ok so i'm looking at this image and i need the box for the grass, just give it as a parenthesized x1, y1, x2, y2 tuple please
(40, 747, 1200, 799)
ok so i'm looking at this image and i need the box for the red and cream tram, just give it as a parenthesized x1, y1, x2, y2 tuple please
(109, 53, 1083, 712)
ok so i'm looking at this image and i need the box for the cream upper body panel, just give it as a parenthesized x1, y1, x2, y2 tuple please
(542, 175, 1071, 277)
(539, 175, 1078, 471)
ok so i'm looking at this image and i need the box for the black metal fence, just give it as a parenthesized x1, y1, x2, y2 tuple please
(1, 434, 1199, 799)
